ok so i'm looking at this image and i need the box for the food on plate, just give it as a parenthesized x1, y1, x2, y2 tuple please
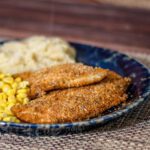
(11, 70, 131, 124)
(0, 36, 76, 74)
(0, 36, 132, 124)
(16, 63, 108, 99)
(0, 73, 29, 122)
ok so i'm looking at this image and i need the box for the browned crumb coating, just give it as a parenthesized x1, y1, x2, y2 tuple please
(11, 71, 131, 124)
(15, 63, 108, 99)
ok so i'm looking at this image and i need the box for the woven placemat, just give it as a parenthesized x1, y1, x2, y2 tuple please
(0, 51, 149, 150)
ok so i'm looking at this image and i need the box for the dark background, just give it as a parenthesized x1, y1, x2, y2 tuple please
(0, 0, 149, 54)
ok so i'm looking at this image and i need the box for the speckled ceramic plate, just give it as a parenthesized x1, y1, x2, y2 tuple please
(0, 41, 149, 136)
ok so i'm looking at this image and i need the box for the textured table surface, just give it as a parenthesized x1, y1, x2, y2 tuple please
(0, 1, 150, 149)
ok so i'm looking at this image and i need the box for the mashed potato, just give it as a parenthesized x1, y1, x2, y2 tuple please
(0, 36, 76, 74)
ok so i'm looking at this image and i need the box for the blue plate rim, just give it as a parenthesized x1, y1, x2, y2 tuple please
(0, 40, 149, 130)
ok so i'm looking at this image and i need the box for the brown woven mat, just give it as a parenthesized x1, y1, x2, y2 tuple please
(0, 51, 149, 150)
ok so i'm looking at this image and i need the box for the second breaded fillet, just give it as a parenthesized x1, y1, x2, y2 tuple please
(15, 63, 108, 99)
(11, 71, 131, 124)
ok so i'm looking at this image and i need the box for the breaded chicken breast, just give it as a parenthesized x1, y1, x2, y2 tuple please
(15, 63, 108, 99)
(12, 71, 131, 124)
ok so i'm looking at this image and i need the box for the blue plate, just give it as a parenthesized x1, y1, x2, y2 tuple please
(0, 41, 149, 136)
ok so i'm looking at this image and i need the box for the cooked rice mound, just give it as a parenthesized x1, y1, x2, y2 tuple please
(0, 36, 76, 74)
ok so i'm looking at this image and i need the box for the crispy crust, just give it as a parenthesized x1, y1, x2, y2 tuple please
(16, 63, 108, 99)
(12, 71, 131, 124)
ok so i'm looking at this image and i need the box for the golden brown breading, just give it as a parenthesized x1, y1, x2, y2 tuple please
(16, 63, 108, 99)
(11, 72, 131, 124)
(14, 72, 33, 80)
